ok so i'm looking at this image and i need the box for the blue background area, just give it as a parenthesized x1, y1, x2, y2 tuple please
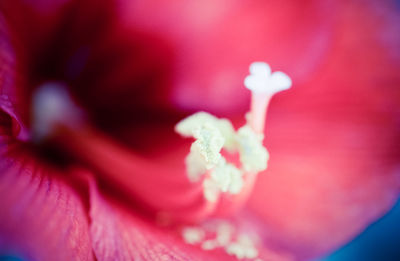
(319, 197, 400, 261)
(0, 257, 23, 261)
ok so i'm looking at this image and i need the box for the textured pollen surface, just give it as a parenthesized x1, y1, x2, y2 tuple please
(210, 158, 244, 194)
(237, 125, 269, 173)
(175, 112, 236, 151)
(175, 111, 269, 203)
(192, 123, 225, 169)
(176, 61, 290, 203)
(181, 221, 262, 260)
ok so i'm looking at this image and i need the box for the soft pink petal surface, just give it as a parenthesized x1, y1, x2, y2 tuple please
(249, 1, 400, 258)
(0, 114, 93, 261)
(83, 170, 293, 261)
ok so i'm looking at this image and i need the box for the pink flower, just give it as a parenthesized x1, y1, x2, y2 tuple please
(0, 0, 399, 260)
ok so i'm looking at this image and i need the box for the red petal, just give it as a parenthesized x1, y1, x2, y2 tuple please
(1, 1, 399, 259)
(84, 171, 293, 261)
(115, 0, 334, 114)
(1, 0, 177, 137)
(0, 12, 29, 140)
(0, 114, 93, 261)
(248, 1, 400, 259)
(0, 0, 90, 139)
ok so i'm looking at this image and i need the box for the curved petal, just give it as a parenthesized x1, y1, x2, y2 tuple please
(0, 113, 93, 261)
(1, 0, 99, 139)
(0, 12, 28, 140)
(1, 0, 176, 139)
(116, 0, 334, 114)
(1, 0, 334, 131)
(0, 0, 89, 139)
(248, 1, 400, 259)
(82, 171, 293, 261)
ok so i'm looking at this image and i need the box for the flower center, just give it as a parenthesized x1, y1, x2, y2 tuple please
(175, 61, 291, 207)
(31, 82, 213, 222)
(30, 62, 291, 223)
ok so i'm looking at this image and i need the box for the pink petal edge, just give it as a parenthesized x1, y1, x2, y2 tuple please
(0, 116, 93, 261)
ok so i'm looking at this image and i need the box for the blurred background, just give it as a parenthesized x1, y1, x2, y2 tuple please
(319, 198, 400, 260)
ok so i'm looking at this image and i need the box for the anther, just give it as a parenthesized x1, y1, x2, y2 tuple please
(176, 62, 291, 206)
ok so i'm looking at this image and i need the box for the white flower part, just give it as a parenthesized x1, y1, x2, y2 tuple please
(203, 159, 244, 201)
(209, 159, 231, 192)
(237, 125, 269, 173)
(249, 62, 271, 76)
(32, 83, 83, 141)
(176, 112, 236, 186)
(225, 234, 259, 260)
(176, 110, 270, 201)
(184, 123, 224, 183)
(175, 112, 213, 137)
(185, 149, 208, 182)
(175, 112, 236, 151)
(201, 240, 219, 250)
(215, 118, 237, 152)
(244, 62, 292, 94)
(216, 222, 234, 246)
(192, 123, 225, 169)
(199, 221, 235, 250)
(228, 169, 244, 194)
(181, 220, 261, 260)
(203, 178, 220, 202)
(182, 227, 205, 245)
(210, 158, 243, 193)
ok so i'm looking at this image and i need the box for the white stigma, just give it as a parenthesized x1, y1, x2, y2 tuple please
(244, 62, 291, 94)
(245, 62, 292, 134)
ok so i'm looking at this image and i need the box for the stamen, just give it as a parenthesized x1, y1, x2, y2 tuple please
(182, 227, 205, 245)
(210, 158, 243, 194)
(191, 124, 225, 169)
(236, 125, 268, 173)
(181, 221, 261, 260)
(175, 112, 236, 151)
(203, 178, 220, 202)
(176, 61, 292, 205)
(225, 234, 259, 259)
(201, 240, 219, 250)
(185, 149, 208, 182)
(215, 222, 234, 246)
(199, 221, 234, 250)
